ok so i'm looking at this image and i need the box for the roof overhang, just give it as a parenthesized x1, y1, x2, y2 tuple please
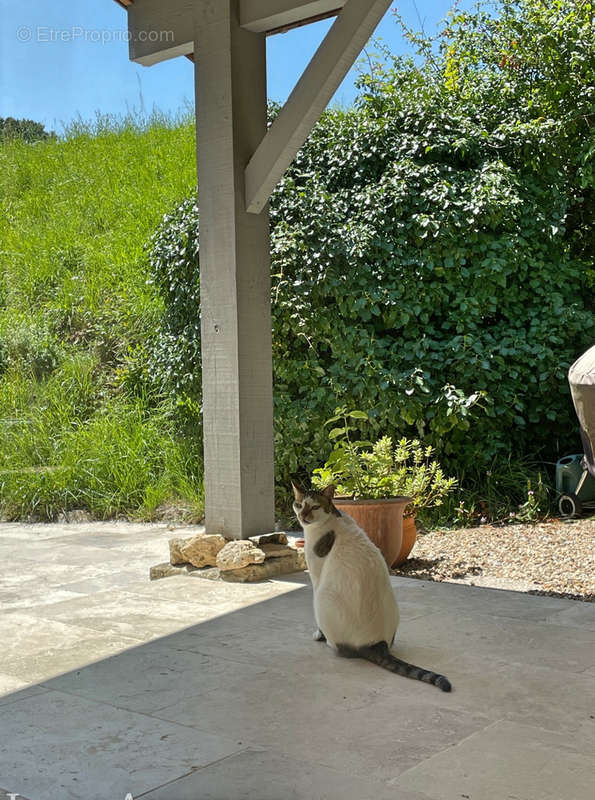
(114, 0, 346, 66)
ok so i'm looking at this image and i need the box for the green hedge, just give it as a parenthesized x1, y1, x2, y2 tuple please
(146, 0, 594, 506)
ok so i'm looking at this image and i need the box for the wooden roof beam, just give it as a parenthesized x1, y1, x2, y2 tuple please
(240, 1, 343, 33)
(126, 0, 346, 66)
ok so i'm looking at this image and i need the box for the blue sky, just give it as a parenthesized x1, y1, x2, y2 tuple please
(1, 1, 468, 133)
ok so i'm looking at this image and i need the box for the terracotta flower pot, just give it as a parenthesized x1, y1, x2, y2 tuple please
(333, 496, 412, 568)
(392, 515, 417, 567)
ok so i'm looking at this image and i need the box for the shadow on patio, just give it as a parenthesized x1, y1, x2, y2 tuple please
(0, 524, 594, 799)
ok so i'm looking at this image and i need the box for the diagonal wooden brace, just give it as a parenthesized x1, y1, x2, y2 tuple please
(244, 0, 391, 214)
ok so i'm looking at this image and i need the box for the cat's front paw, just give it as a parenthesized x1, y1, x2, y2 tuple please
(313, 628, 326, 642)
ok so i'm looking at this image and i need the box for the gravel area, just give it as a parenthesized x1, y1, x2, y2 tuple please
(393, 518, 595, 602)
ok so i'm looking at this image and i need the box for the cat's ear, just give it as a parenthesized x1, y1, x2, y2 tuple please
(290, 478, 306, 500)
(321, 484, 336, 500)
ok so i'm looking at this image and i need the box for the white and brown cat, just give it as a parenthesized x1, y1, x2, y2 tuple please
(292, 480, 451, 692)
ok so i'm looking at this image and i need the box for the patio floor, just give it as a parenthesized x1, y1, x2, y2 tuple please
(0, 521, 594, 800)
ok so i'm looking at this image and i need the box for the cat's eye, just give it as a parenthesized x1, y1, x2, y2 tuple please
(311, 505, 320, 510)
(295, 502, 302, 509)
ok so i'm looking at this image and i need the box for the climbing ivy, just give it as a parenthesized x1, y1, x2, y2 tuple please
(146, 0, 594, 500)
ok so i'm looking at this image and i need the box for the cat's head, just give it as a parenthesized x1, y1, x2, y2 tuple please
(291, 479, 339, 527)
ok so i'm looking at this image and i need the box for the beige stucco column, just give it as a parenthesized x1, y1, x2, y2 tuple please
(193, 1, 275, 539)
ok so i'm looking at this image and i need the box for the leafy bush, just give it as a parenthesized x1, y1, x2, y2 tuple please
(145, 198, 201, 395)
(148, 0, 593, 520)
(311, 408, 457, 511)
(138, 196, 204, 448)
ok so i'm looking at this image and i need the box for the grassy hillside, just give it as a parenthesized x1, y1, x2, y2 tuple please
(1, 0, 591, 526)
(0, 115, 203, 520)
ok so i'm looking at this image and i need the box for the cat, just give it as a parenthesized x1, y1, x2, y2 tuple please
(292, 480, 452, 692)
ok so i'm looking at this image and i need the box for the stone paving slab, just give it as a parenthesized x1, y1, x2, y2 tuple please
(544, 600, 595, 631)
(400, 604, 595, 674)
(0, 677, 49, 707)
(393, 573, 581, 620)
(53, 568, 160, 597)
(17, 588, 233, 641)
(123, 571, 301, 608)
(43, 638, 270, 715)
(393, 719, 595, 800)
(0, 611, 143, 684)
(141, 748, 433, 800)
(0, 521, 184, 541)
(45, 529, 174, 551)
(0, 579, 86, 612)
(0, 555, 124, 587)
(0, 522, 593, 799)
(383, 643, 595, 739)
(0, 690, 241, 800)
(153, 667, 490, 783)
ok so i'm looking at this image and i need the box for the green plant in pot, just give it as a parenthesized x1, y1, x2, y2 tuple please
(312, 409, 456, 567)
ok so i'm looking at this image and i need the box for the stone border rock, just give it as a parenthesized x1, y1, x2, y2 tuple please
(169, 534, 226, 567)
(150, 530, 306, 583)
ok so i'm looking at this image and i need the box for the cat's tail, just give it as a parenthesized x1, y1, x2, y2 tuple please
(359, 641, 452, 692)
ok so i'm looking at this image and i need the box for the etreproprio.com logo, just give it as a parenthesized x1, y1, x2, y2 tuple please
(15, 25, 173, 44)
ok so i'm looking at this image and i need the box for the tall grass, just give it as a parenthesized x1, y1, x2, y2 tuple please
(0, 112, 203, 520)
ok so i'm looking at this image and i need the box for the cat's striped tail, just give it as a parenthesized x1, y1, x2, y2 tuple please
(359, 641, 452, 692)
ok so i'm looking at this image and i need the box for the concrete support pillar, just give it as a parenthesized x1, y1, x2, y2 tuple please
(194, 0, 275, 539)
